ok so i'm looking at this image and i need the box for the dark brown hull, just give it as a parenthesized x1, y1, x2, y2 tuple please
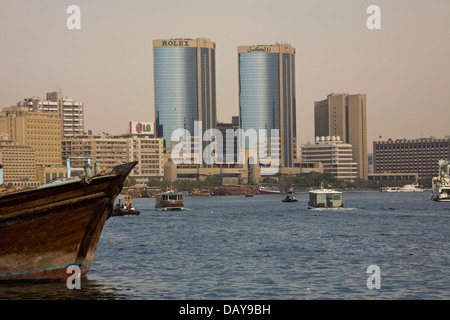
(0, 161, 137, 282)
(259, 190, 281, 194)
(211, 186, 258, 196)
(112, 209, 140, 217)
(155, 200, 184, 210)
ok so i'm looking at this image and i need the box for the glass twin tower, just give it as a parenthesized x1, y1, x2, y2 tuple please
(153, 38, 297, 168)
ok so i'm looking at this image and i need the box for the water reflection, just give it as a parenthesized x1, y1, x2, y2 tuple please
(0, 278, 127, 300)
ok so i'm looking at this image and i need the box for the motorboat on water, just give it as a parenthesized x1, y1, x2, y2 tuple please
(381, 184, 424, 192)
(381, 183, 424, 192)
(399, 183, 424, 192)
(155, 188, 184, 210)
(112, 195, 140, 216)
(431, 160, 450, 202)
(282, 191, 298, 202)
(308, 188, 343, 209)
(112, 206, 140, 216)
(259, 186, 281, 194)
(381, 186, 400, 192)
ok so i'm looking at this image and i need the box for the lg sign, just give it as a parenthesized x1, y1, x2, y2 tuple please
(130, 122, 155, 135)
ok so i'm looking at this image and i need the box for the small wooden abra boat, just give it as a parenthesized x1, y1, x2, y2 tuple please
(282, 191, 298, 202)
(155, 188, 184, 211)
(112, 207, 140, 217)
(192, 189, 210, 196)
(0, 161, 137, 282)
(112, 195, 140, 216)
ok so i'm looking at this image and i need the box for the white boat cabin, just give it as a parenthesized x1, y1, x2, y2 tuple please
(308, 189, 343, 208)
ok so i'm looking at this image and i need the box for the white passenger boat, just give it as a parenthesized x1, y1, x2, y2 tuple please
(381, 187, 401, 192)
(308, 188, 343, 209)
(398, 184, 424, 192)
(431, 160, 450, 202)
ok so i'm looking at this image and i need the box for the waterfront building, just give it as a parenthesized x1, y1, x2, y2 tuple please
(314, 93, 368, 180)
(18, 90, 84, 138)
(368, 172, 419, 184)
(373, 136, 450, 179)
(368, 153, 374, 174)
(153, 38, 217, 155)
(0, 106, 62, 165)
(238, 43, 297, 168)
(301, 136, 358, 180)
(35, 165, 67, 185)
(62, 133, 164, 185)
(163, 155, 322, 185)
(0, 144, 40, 188)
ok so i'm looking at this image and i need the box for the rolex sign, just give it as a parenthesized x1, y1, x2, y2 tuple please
(130, 122, 155, 135)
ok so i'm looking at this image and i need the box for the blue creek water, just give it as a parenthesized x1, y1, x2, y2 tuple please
(1, 191, 449, 300)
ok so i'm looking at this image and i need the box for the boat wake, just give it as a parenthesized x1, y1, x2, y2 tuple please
(308, 207, 358, 211)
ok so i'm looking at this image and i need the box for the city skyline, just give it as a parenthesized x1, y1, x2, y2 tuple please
(1, 0, 449, 153)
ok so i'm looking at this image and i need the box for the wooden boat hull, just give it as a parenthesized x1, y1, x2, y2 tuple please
(155, 189, 184, 211)
(0, 161, 137, 282)
(155, 201, 184, 211)
(112, 209, 141, 216)
(211, 186, 258, 196)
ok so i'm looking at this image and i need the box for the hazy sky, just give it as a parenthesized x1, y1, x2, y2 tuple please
(1, 0, 449, 152)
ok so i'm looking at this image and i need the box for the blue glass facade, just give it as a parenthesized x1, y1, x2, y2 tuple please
(282, 52, 292, 168)
(239, 46, 296, 167)
(154, 41, 216, 156)
(154, 47, 198, 149)
(239, 52, 280, 141)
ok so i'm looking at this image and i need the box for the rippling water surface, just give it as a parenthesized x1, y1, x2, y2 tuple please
(1, 191, 449, 300)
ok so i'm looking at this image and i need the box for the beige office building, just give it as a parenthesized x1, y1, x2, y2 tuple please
(0, 144, 40, 188)
(0, 106, 62, 165)
(314, 93, 368, 180)
(373, 137, 450, 179)
(62, 134, 164, 184)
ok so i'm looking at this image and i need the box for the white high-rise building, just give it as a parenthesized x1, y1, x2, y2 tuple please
(301, 136, 357, 180)
(19, 90, 84, 138)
